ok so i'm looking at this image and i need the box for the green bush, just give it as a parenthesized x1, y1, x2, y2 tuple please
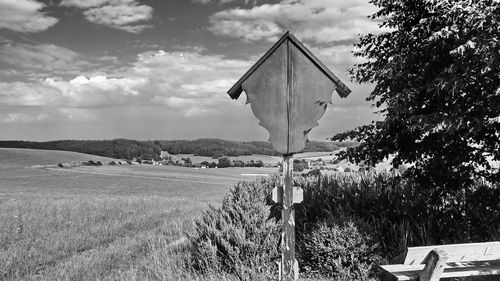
(299, 220, 379, 279)
(303, 169, 321, 178)
(294, 173, 500, 262)
(189, 180, 280, 280)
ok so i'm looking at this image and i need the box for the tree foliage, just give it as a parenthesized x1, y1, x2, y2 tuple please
(333, 0, 499, 191)
(189, 180, 280, 280)
(0, 139, 356, 160)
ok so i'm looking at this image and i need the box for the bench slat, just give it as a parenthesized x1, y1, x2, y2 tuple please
(404, 242, 500, 265)
(380, 260, 500, 281)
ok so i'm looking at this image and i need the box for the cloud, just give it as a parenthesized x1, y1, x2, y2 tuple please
(128, 49, 251, 115)
(310, 44, 365, 69)
(0, 48, 252, 121)
(0, 81, 63, 107)
(60, 0, 153, 33)
(0, 36, 369, 127)
(0, 40, 123, 78)
(0, 42, 87, 74)
(193, 0, 257, 5)
(44, 75, 147, 108)
(0, 43, 371, 140)
(192, 0, 234, 4)
(208, 0, 380, 43)
(0, 0, 58, 32)
(0, 112, 50, 123)
(59, 0, 108, 8)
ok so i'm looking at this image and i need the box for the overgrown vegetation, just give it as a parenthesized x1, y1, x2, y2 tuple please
(189, 180, 280, 280)
(185, 172, 499, 280)
(2, 171, 498, 280)
(294, 173, 500, 262)
(299, 220, 379, 280)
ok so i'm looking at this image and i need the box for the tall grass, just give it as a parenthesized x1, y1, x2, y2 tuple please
(0, 189, 275, 281)
(293, 172, 500, 262)
(0, 196, 198, 280)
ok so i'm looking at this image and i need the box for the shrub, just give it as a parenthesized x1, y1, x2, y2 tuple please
(217, 157, 231, 168)
(299, 220, 379, 279)
(293, 162, 306, 172)
(294, 173, 500, 262)
(303, 169, 321, 178)
(189, 180, 280, 280)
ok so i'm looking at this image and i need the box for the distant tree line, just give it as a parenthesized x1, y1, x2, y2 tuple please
(158, 138, 356, 158)
(0, 138, 357, 160)
(0, 139, 161, 161)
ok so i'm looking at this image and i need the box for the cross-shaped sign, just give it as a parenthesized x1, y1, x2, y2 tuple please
(228, 31, 351, 280)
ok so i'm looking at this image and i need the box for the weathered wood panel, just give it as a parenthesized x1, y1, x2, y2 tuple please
(380, 260, 500, 281)
(281, 155, 297, 280)
(241, 38, 337, 154)
(242, 42, 288, 154)
(288, 40, 336, 153)
(419, 249, 448, 281)
(404, 242, 500, 265)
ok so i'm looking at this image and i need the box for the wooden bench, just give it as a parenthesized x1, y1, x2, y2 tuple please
(380, 242, 500, 281)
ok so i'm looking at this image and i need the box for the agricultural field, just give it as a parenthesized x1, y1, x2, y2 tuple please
(0, 148, 277, 280)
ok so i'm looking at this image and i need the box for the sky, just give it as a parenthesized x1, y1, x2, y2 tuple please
(0, 0, 382, 141)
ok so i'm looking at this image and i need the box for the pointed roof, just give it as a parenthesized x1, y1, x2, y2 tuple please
(227, 31, 351, 100)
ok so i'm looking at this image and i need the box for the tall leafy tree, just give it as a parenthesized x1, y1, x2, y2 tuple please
(333, 0, 499, 193)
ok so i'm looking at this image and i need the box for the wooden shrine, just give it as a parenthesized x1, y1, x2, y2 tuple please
(227, 31, 351, 280)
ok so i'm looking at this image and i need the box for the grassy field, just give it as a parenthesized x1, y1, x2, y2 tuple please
(0, 148, 277, 280)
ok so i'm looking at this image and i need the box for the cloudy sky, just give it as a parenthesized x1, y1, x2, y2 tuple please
(0, 0, 381, 141)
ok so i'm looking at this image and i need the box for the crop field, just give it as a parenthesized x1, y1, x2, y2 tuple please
(0, 148, 277, 280)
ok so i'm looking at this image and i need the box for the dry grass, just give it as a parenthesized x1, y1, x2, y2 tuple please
(0, 194, 277, 281)
(0, 196, 196, 280)
(0, 148, 277, 280)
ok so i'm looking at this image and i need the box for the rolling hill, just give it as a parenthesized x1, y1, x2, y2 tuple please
(0, 148, 116, 169)
(0, 139, 358, 160)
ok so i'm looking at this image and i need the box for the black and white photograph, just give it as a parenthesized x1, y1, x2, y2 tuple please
(0, 0, 498, 280)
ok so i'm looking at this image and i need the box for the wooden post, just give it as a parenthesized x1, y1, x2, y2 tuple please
(281, 154, 297, 280)
(420, 248, 448, 281)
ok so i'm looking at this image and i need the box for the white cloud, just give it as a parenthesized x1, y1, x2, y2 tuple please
(0, 41, 124, 78)
(0, 42, 87, 73)
(310, 44, 365, 69)
(193, 0, 257, 5)
(0, 38, 368, 126)
(0, 81, 64, 107)
(0, 0, 58, 32)
(44, 75, 147, 108)
(208, 0, 380, 43)
(0, 48, 253, 120)
(60, 0, 108, 8)
(0, 112, 50, 123)
(61, 0, 153, 33)
(129, 49, 251, 114)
